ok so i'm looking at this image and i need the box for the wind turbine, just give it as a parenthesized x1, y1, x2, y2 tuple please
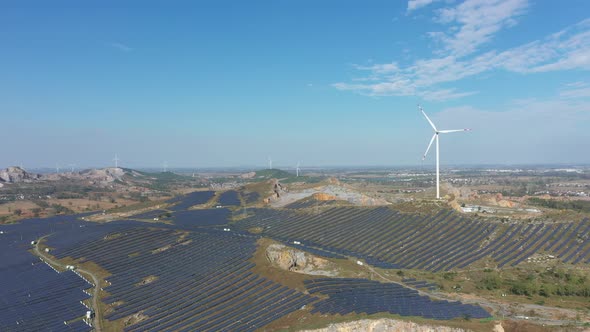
(68, 164, 77, 173)
(296, 162, 301, 177)
(420, 105, 470, 199)
(56, 163, 60, 173)
(268, 156, 272, 170)
(163, 161, 168, 172)
(113, 154, 120, 168)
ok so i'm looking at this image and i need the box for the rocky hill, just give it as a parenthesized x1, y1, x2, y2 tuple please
(67, 167, 129, 185)
(0, 166, 162, 189)
(301, 319, 475, 332)
(265, 243, 338, 277)
(0, 167, 41, 184)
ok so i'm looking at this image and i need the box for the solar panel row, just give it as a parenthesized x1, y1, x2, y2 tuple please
(234, 208, 590, 270)
(305, 278, 490, 320)
(167, 191, 216, 211)
(0, 216, 94, 332)
(48, 226, 315, 332)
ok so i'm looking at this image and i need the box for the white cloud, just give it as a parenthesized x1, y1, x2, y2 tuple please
(333, 79, 476, 101)
(559, 82, 590, 99)
(354, 62, 399, 74)
(407, 0, 441, 12)
(496, 20, 590, 73)
(334, 18, 590, 100)
(431, 96, 590, 164)
(108, 42, 133, 52)
(432, 0, 529, 56)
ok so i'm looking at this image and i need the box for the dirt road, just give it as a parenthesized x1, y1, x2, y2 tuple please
(33, 236, 102, 332)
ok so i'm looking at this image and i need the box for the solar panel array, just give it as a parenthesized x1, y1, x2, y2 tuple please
(170, 208, 231, 229)
(0, 216, 94, 332)
(217, 190, 242, 206)
(235, 208, 590, 270)
(305, 278, 490, 319)
(3, 190, 588, 331)
(167, 191, 215, 211)
(242, 191, 260, 204)
(49, 227, 315, 331)
(402, 278, 438, 291)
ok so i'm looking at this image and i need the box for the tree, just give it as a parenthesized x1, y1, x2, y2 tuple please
(14, 209, 22, 216)
(32, 208, 42, 217)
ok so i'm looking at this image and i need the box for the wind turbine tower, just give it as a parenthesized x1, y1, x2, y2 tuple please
(420, 105, 471, 199)
(163, 161, 168, 172)
(113, 154, 120, 168)
(268, 156, 272, 170)
(296, 162, 300, 177)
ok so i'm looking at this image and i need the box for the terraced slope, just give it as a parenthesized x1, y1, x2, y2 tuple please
(306, 278, 489, 319)
(234, 207, 590, 271)
(50, 227, 315, 331)
(12, 191, 585, 331)
(0, 216, 94, 332)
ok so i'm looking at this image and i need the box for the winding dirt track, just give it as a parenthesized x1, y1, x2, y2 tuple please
(34, 236, 102, 332)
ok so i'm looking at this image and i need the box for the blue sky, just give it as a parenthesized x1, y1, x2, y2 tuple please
(1, 0, 589, 169)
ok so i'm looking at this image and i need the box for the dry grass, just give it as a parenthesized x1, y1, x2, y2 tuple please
(50, 198, 137, 211)
(0, 201, 40, 216)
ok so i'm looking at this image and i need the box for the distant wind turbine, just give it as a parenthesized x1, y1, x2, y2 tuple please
(113, 154, 120, 168)
(163, 161, 168, 172)
(296, 162, 301, 177)
(268, 156, 272, 170)
(68, 164, 77, 173)
(56, 163, 60, 173)
(420, 105, 471, 199)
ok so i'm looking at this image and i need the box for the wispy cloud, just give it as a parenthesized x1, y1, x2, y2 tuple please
(431, 0, 529, 57)
(407, 0, 441, 12)
(431, 93, 590, 163)
(559, 81, 590, 99)
(353, 62, 399, 74)
(494, 19, 590, 73)
(108, 42, 133, 52)
(334, 15, 590, 101)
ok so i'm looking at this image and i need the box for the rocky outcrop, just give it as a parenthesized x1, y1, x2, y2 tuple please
(0, 167, 41, 183)
(50, 167, 132, 186)
(271, 184, 389, 208)
(313, 192, 337, 201)
(301, 319, 470, 332)
(265, 243, 337, 277)
(239, 172, 256, 179)
(78, 167, 126, 182)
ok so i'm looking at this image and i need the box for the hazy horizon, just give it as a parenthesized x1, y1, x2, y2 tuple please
(7, 162, 590, 173)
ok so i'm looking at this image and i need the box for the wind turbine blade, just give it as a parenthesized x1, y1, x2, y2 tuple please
(419, 105, 437, 132)
(423, 133, 436, 160)
(438, 129, 471, 134)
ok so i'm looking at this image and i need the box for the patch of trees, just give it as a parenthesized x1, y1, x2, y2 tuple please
(51, 204, 74, 215)
(528, 197, 590, 213)
(33, 200, 50, 209)
(475, 269, 590, 298)
(55, 192, 84, 199)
